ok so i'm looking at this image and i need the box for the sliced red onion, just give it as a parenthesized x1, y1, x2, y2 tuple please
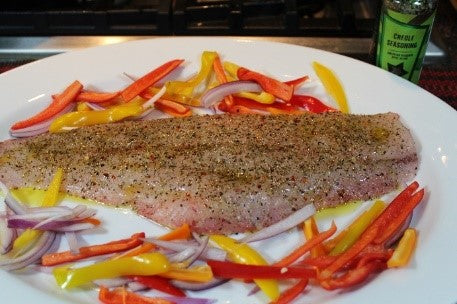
(94, 277, 132, 288)
(168, 247, 196, 263)
(171, 278, 228, 291)
(385, 212, 413, 248)
(127, 282, 148, 292)
(9, 103, 75, 138)
(140, 109, 170, 121)
(1, 182, 28, 215)
(142, 86, 167, 109)
(160, 296, 217, 304)
(200, 81, 262, 108)
(240, 203, 316, 243)
(247, 285, 260, 296)
(9, 209, 73, 221)
(0, 231, 56, 271)
(187, 236, 209, 266)
(8, 218, 95, 232)
(0, 212, 17, 254)
(142, 239, 226, 261)
(65, 231, 81, 254)
(32, 211, 77, 229)
(86, 102, 106, 111)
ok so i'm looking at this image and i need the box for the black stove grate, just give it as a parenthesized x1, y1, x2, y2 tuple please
(0, 0, 377, 36)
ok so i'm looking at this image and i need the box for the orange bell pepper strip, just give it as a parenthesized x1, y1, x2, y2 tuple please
(213, 55, 234, 107)
(303, 216, 326, 258)
(274, 221, 337, 267)
(41, 233, 145, 266)
(387, 228, 417, 268)
(374, 189, 424, 245)
(116, 224, 191, 259)
(270, 278, 309, 304)
(11, 80, 82, 130)
(237, 67, 293, 102)
(121, 59, 184, 102)
(319, 260, 387, 290)
(76, 91, 120, 103)
(99, 286, 173, 304)
(319, 182, 421, 279)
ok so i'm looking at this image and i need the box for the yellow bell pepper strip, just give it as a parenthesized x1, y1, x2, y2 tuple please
(143, 87, 200, 107)
(10, 168, 63, 257)
(222, 61, 240, 78)
(76, 102, 92, 112)
(121, 59, 184, 102)
(11, 80, 82, 130)
(237, 67, 294, 102)
(387, 228, 417, 268)
(236, 91, 275, 104)
(330, 200, 386, 256)
(53, 252, 170, 289)
(49, 102, 143, 133)
(210, 235, 279, 301)
(160, 264, 213, 282)
(99, 286, 174, 304)
(312, 61, 349, 113)
(303, 216, 326, 258)
(166, 51, 218, 97)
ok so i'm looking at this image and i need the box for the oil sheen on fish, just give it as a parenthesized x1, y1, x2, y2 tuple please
(0, 113, 418, 234)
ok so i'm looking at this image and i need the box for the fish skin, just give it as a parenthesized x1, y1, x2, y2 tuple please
(0, 113, 418, 234)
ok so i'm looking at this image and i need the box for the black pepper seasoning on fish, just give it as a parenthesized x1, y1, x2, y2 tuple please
(0, 113, 418, 234)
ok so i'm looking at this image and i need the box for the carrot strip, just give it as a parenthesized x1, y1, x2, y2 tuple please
(237, 67, 293, 101)
(121, 59, 184, 102)
(270, 278, 309, 304)
(11, 80, 82, 130)
(319, 182, 419, 279)
(76, 91, 120, 103)
(41, 233, 144, 266)
(284, 75, 309, 88)
(155, 99, 190, 114)
(116, 224, 191, 259)
(80, 217, 102, 226)
(274, 221, 337, 267)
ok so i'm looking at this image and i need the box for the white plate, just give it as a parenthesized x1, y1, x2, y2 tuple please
(0, 37, 456, 304)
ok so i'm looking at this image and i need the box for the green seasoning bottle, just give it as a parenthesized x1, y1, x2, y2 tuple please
(375, 0, 438, 83)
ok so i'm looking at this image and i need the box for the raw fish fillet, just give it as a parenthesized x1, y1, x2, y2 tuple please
(0, 113, 418, 233)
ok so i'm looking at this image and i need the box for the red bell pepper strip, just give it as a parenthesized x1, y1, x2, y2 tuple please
(374, 188, 425, 245)
(270, 278, 309, 304)
(207, 260, 316, 279)
(319, 260, 387, 291)
(233, 96, 300, 112)
(76, 91, 120, 103)
(99, 286, 173, 304)
(274, 221, 337, 267)
(319, 182, 420, 279)
(131, 276, 186, 297)
(121, 59, 184, 102)
(11, 80, 83, 130)
(41, 232, 144, 266)
(289, 95, 337, 113)
(237, 67, 294, 102)
(284, 75, 309, 88)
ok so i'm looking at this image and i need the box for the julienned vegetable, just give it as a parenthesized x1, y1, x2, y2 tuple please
(9, 50, 338, 138)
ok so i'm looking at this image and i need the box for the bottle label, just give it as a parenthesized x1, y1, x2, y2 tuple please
(376, 8, 435, 83)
